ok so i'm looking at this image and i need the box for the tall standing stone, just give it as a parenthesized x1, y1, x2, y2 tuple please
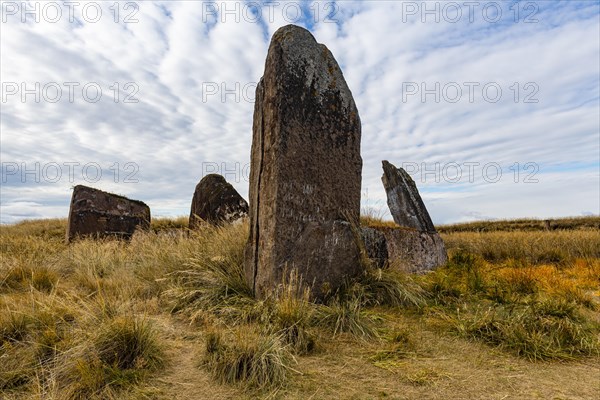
(189, 174, 248, 228)
(382, 160, 436, 233)
(244, 25, 363, 300)
(66, 185, 150, 242)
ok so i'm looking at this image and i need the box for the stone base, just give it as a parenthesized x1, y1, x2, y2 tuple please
(359, 227, 388, 268)
(249, 220, 362, 301)
(360, 226, 447, 273)
(383, 228, 447, 273)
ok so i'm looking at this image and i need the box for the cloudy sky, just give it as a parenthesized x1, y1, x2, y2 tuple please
(1, 0, 599, 224)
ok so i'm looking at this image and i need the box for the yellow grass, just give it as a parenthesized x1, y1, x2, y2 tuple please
(438, 215, 600, 232)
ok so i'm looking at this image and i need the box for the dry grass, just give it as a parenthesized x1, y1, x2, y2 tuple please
(151, 216, 189, 232)
(441, 229, 600, 264)
(1, 217, 599, 399)
(446, 299, 599, 360)
(422, 235, 600, 361)
(438, 215, 600, 232)
(202, 328, 294, 391)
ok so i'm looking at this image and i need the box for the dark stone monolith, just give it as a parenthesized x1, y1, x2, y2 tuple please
(66, 185, 150, 242)
(244, 25, 363, 300)
(189, 174, 248, 228)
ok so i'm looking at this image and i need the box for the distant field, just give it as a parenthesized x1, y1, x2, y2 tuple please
(1, 217, 599, 399)
(437, 215, 600, 233)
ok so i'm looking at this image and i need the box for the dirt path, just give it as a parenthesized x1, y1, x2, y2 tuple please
(141, 316, 246, 400)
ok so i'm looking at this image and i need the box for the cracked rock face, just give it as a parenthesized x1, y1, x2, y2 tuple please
(189, 174, 248, 228)
(382, 160, 437, 233)
(244, 25, 363, 300)
(381, 228, 447, 273)
(360, 227, 388, 268)
(66, 185, 150, 242)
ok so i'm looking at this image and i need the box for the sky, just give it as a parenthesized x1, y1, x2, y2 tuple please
(1, 0, 599, 224)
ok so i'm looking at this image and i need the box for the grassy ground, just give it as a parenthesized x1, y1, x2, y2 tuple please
(437, 216, 600, 233)
(1, 217, 599, 399)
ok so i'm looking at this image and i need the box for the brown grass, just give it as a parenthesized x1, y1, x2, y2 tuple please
(438, 215, 600, 233)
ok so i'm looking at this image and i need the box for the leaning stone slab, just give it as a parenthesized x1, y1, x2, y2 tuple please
(189, 174, 248, 228)
(382, 160, 436, 233)
(244, 25, 363, 300)
(66, 185, 150, 242)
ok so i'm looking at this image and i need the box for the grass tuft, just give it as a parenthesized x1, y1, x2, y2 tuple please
(53, 315, 164, 398)
(167, 224, 254, 323)
(449, 299, 600, 360)
(0, 311, 30, 343)
(203, 328, 293, 391)
(265, 272, 316, 355)
(315, 298, 377, 339)
(1, 263, 58, 293)
(354, 268, 427, 308)
(93, 316, 165, 371)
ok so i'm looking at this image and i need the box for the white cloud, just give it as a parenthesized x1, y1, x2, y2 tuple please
(1, 1, 598, 224)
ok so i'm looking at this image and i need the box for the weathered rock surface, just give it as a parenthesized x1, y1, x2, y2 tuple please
(382, 160, 436, 233)
(244, 25, 363, 300)
(381, 228, 447, 273)
(66, 185, 150, 242)
(360, 226, 447, 272)
(189, 174, 248, 228)
(360, 227, 388, 268)
(286, 220, 361, 296)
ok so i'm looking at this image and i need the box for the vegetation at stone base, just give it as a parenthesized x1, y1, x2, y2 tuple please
(1, 216, 599, 399)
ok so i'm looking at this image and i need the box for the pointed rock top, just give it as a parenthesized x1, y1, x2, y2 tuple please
(264, 24, 357, 112)
(272, 24, 316, 42)
(381, 160, 436, 233)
